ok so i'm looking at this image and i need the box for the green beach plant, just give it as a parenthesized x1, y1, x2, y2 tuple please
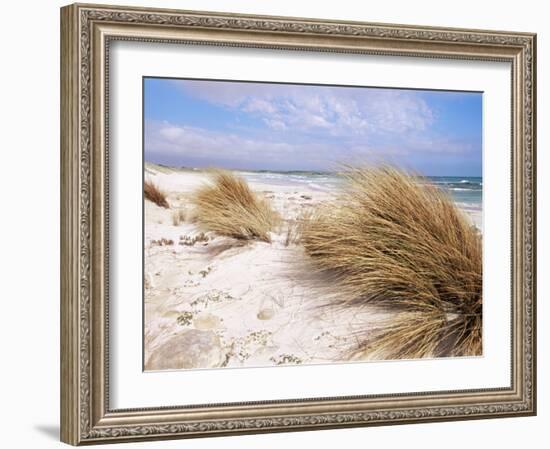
(301, 165, 482, 359)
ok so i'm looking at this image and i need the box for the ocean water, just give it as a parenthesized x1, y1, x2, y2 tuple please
(240, 171, 482, 211)
(427, 176, 482, 210)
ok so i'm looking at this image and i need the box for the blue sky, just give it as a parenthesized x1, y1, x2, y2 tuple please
(144, 77, 482, 176)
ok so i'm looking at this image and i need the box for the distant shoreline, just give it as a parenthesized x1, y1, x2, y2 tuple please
(145, 161, 481, 178)
(145, 162, 482, 214)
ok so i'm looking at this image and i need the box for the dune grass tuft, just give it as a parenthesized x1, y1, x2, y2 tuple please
(191, 170, 280, 242)
(301, 165, 482, 359)
(284, 220, 301, 247)
(144, 180, 169, 208)
(171, 208, 187, 226)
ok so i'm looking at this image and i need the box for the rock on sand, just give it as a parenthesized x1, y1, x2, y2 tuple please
(146, 329, 223, 370)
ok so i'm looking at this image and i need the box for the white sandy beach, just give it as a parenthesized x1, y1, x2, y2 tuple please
(143, 163, 482, 371)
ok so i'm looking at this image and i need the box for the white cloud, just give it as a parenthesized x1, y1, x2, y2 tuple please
(145, 120, 377, 170)
(172, 79, 435, 138)
(145, 81, 479, 172)
(145, 116, 474, 171)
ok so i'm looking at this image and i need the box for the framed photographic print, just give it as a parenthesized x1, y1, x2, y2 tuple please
(60, 3, 537, 445)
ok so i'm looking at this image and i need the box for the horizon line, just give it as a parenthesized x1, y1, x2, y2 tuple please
(144, 161, 482, 178)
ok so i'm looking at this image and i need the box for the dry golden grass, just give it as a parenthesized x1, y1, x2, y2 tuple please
(284, 220, 299, 247)
(301, 165, 482, 359)
(191, 170, 280, 242)
(171, 208, 187, 226)
(144, 180, 169, 208)
(284, 210, 314, 247)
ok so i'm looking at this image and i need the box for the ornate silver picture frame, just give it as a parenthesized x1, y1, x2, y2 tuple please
(61, 3, 536, 445)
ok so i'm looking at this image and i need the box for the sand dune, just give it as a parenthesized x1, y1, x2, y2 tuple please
(143, 163, 482, 370)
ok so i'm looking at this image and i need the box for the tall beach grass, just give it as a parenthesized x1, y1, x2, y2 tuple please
(191, 170, 280, 242)
(144, 180, 169, 208)
(301, 165, 482, 359)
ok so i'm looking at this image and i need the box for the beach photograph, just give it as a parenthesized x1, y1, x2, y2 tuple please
(143, 78, 483, 371)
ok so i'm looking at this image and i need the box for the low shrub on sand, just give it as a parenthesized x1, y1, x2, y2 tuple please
(171, 208, 187, 226)
(150, 238, 174, 246)
(144, 180, 169, 208)
(284, 210, 314, 247)
(191, 170, 280, 242)
(284, 220, 299, 247)
(301, 166, 482, 359)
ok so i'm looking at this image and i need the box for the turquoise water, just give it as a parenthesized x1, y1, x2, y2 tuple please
(240, 171, 482, 210)
(427, 176, 482, 209)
